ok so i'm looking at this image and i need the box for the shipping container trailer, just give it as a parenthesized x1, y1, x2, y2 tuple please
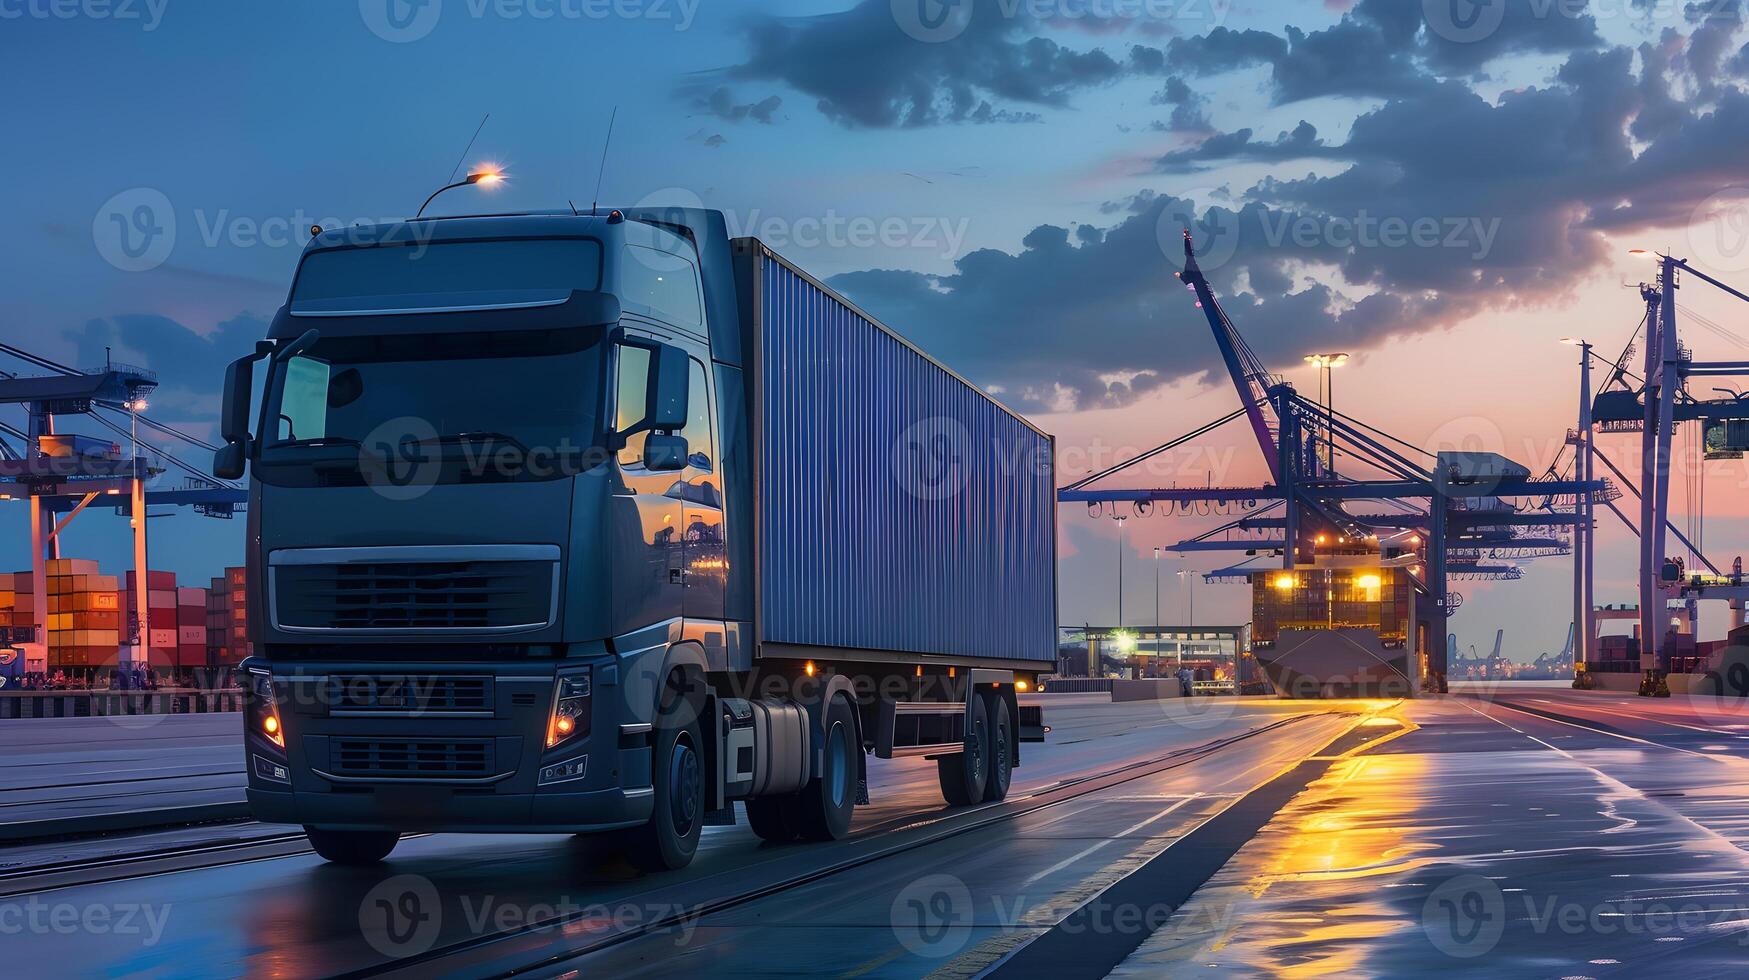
(226, 206, 1057, 871)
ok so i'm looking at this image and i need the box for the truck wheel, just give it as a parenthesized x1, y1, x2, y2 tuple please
(796, 696, 857, 841)
(744, 796, 802, 843)
(625, 687, 704, 872)
(937, 693, 990, 807)
(304, 826, 399, 865)
(982, 693, 1013, 803)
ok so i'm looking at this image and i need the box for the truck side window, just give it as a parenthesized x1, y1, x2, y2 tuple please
(275, 356, 331, 443)
(615, 344, 651, 467)
(621, 244, 702, 328)
(682, 359, 713, 471)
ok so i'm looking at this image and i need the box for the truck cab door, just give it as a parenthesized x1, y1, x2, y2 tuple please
(678, 358, 727, 632)
(611, 342, 686, 634)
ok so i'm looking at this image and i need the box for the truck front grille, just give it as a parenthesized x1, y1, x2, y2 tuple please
(326, 675, 493, 713)
(273, 558, 555, 633)
(330, 738, 496, 777)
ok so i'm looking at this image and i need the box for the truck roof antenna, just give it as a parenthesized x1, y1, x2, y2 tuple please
(447, 113, 491, 186)
(591, 106, 618, 217)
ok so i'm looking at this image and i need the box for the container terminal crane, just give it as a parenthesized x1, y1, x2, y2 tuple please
(1059, 232, 1609, 698)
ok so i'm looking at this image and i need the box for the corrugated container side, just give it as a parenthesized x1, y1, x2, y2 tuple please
(746, 242, 1057, 664)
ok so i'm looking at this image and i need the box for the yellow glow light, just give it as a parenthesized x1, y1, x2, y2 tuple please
(1272, 574, 1296, 591)
(1357, 574, 1383, 591)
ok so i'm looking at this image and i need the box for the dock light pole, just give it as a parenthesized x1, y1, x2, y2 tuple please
(1177, 569, 1196, 629)
(1153, 547, 1162, 629)
(128, 393, 149, 671)
(1561, 338, 1595, 673)
(1115, 517, 1127, 626)
(415, 168, 504, 219)
(1304, 353, 1348, 473)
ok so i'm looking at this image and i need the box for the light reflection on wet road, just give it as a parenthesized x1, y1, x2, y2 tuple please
(1113, 691, 1749, 979)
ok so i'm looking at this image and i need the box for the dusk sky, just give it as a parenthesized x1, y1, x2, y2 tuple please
(7, 0, 1749, 659)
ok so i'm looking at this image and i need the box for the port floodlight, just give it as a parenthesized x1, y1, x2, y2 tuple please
(1272, 574, 1296, 591)
(1357, 574, 1383, 591)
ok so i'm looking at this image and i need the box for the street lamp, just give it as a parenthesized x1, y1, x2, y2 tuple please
(1115, 517, 1127, 627)
(1177, 568, 1196, 628)
(1153, 547, 1162, 630)
(1560, 336, 1596, 670)
(1304, 353, 1349, 472)
(416, 167, 506, 219)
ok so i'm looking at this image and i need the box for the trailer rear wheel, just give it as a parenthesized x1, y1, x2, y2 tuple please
(304, 827, 399, 865)
(624, 683, 704, 872)
(796, 696, 857, 841)
(982, 693, 1013, 803)
(937, 693, 990, 807)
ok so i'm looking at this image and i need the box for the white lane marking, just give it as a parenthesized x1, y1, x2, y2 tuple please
(1020, 794, 1202, 889)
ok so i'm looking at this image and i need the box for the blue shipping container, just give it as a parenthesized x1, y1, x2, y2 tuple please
(740, 241, 1058, 664)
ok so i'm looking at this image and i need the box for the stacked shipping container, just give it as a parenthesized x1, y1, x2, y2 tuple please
(206, 567, 250, 666)
(46, 559, 122, 667)
(2, 563, 249, 673)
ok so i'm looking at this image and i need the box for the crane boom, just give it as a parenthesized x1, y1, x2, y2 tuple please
(1176, 230, 1282, 482)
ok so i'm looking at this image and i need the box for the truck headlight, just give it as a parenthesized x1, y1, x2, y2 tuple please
(247, 669, 285, 750)
(546, 669, 592, 749)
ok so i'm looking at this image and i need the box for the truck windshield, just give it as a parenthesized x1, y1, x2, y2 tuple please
(258, 329, 604, 480)
(291, 238, 602, 314)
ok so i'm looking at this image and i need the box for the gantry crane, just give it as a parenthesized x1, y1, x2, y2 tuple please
(1058, 231, 1609, 691)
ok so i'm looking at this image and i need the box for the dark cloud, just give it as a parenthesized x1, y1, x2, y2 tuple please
(693, 86, 784, 124)
(829, 22, 1749, 412)
(716, 1, 1163, 128)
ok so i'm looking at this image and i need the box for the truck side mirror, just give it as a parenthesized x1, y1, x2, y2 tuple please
(645, 343, 690, 432)
(221, 354, 256, 447)
(643, 433, 689, 472)
(213, 441, 247, 481)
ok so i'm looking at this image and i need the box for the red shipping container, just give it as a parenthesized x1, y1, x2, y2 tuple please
(178, 605, 205, 626)
(148, 609, 177, 629)
(125, 571, 178, 591)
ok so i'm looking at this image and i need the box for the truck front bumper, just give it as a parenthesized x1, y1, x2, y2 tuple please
(247, 781, 653, 834)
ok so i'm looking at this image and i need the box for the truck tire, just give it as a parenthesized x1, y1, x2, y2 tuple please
(982, 692, 1013, 803)
(796, 696, 857, 841)
(625, 684, 704, 872)
(304, 827, 399, 865)
(937, 693, 990, 807)
(744, 795, 802, 843)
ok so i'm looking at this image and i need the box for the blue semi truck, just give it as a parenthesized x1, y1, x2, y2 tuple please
(216, 206, 1057, 869)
